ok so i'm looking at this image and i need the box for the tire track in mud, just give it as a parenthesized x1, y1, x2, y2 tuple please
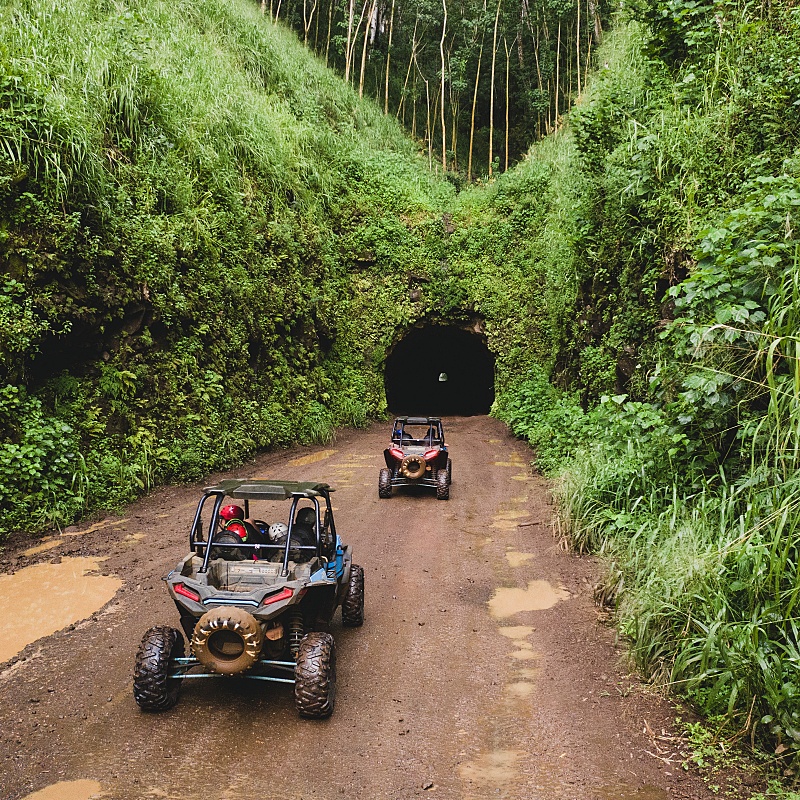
(0, 417, 716, 800)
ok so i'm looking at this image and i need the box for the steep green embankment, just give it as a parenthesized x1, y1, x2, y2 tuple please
(0, 0, 560, 542)
(0, 0, 461, 533)
(492, 3, 800, 768)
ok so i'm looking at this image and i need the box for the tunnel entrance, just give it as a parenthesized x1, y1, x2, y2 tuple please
(384, 325, 495, 416)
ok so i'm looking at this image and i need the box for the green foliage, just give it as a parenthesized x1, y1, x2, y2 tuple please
(0, 384, 85, 531)
(498, 5, 800, 776)
(0, 0, 454, 537)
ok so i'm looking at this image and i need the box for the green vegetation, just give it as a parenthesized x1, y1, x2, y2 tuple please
(496, 1, 800, 771)
(0, 0, 456, 533)
(4, 0, 800, 781)
(273, 0, 604, 175)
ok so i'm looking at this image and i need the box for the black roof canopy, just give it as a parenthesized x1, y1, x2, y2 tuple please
(203, 479, 334, 500)
(393, 416, 442, 425)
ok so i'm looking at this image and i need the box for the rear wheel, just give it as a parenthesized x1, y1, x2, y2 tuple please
(446, 458, 452, 485)
(378, 468, 392, 498)
(436, 470, 450, 500)
(133, 626, 184, 712)
(342, 564, 365, 627)
(294, 632, 337, 718)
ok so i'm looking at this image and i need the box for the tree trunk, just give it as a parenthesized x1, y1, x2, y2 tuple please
(488, 0, 501, 178)
(412, 72, 417, 136)
(324, 0, 334, 66)
(587, 0, 602, 44)
(415, 53, 431, 168)
(397, 16, 418, 121)
(349, 0, 370, 85)
(467, 44, 482, 181)
(384, 0, 395, 113)
(359, 0, 378, 97)
(554, 19, 561, 124)
(440, 0, 448, 171)
(344, 0, 355, 81)
(576, 0, 581, 95)
(504, 35, 511, 171)
(303, 0, 319, 45)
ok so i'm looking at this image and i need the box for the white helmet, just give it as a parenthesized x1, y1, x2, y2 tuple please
(267, 522, 288, 543)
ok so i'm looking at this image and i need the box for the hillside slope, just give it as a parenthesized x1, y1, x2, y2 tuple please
(0, 0, 452, 532)
(495, 4, 800, 769)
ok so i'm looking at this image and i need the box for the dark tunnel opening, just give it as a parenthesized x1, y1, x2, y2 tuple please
(384, 325, 495, 416)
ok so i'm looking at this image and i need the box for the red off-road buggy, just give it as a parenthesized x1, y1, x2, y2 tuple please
(378, 416, 451, 500)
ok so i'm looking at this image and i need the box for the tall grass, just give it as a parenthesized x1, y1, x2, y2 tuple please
(553, 246, 800, 757)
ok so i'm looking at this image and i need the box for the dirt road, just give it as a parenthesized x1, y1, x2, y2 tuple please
(0, 417, 717, 800)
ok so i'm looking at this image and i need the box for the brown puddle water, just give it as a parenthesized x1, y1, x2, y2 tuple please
(491, 519, 525, 531)
(0, 557, 122, 663)
(286, 448, 336, 467)
(62, 518, 128, 537)
(459, 749, 524, 785)
(510, 649, 538, 660)
(21, 780, 103, 800)
(22, 538, 62, 557)
(492, 453, 527, 467)
(498, 625, 534, 640)
(504, 681, 536, 698)
(489, 581, 570, 618)
(596, 783, 668, 800)
(505, 551, 535, 567)
(496, 509, 530, 519)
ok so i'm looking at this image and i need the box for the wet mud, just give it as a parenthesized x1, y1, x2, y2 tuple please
(20, 780, 102, 800)
(0, 417, 721, 800)
(0, 557, 122, 663)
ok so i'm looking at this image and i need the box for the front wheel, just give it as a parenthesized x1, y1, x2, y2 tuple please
(294, 632, 337, 718)
(342, 564, 365, 627)
(133, 626, 184, 712)
(378, 468, 392, 498)
(436, 469, 450, 500)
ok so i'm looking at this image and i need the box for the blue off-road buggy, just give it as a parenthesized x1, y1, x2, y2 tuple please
(378, 416, 451, 500)
(133, 479, 364, 718)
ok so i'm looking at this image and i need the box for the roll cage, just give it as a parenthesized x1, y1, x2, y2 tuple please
(189, 479, 336, 577)
(390, 416, 445, 447)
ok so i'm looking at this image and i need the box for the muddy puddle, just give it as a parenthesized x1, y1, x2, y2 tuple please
(498, 625, 535, 639)
(286, 449, 336, 467)
(22, 538, 62, 557)
(21, 780, 102, 800)
(62, 518, 128, 537)
(596, 783, 668, 799)
(459, 749, 524, 785)
(504, 681, 536, 698)
(0, 557, 122, 663)
(505, 551, 535, 567)
(489, 580, 570, 618)
(492, 456, 528, 467)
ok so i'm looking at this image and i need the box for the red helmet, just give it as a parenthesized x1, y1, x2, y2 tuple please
(225, 521, 248, 540)
(220, 504, 244, 522)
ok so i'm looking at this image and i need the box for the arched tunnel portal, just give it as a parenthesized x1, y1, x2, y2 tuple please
(384, 324, 495, 416)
